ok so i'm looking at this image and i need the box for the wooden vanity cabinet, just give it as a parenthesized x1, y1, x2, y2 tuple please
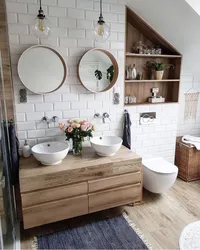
(19, 146, 143, 229)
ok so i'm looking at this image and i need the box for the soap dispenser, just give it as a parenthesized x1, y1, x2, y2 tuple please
(22, 140, 31, 158)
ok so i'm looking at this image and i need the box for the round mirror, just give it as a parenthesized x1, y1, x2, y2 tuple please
(78, 49, 119, 93)
(18, 45, 67, 94)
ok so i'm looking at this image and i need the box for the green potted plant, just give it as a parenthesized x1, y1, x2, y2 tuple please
(146, 61, 174, 80)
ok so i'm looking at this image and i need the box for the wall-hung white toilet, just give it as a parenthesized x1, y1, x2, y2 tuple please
(142, 157, 178, 194)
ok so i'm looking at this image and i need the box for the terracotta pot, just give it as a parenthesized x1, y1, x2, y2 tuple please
(153, 70, 164, 80)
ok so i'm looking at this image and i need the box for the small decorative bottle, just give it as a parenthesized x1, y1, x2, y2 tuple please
(131, 64, 137, 80)
(128, 65, 132, 79)
(22, 140, 31, 158)
(125, 66, 130, 80)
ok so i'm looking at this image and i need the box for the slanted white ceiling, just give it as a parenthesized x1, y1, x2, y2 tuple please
(126, 0, 200, 76)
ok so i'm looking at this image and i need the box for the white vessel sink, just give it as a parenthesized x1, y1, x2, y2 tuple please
(31, 142, 69, 165)
(90, 136, 122, 157)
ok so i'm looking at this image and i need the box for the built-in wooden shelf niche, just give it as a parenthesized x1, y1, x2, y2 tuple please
(125, 7, 182, 106)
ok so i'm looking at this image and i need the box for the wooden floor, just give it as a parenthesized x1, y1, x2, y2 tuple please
(21, 178, 200, 249)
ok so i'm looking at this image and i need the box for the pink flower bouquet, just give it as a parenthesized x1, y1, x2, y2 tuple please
(59, 120, 95, 155)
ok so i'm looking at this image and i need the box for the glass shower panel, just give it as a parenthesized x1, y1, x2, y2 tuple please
(0, 52, 16, 249)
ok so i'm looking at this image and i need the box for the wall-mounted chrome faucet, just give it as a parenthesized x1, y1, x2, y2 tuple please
(52, 116, 59, 123)
(94, 113, 101, 119)
(41, 116, 59, 128)
(42, 116, 50, 128)
(94, 112, 111, 124)
(102, 112, 111, 123)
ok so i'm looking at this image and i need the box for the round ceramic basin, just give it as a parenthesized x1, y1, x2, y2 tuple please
(31, 141, 69, 165)
(90, 136, 122, 157)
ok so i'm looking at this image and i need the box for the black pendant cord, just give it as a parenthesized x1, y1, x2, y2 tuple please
(39, 0, 42, 10)
(100, 0, 102, 18)
(38, 0, 45, 19)
(98, 0, 104, 23)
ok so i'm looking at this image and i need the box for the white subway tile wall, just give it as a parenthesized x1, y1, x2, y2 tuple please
(126, 103, 179, 163)
(6, 0, 180, 163)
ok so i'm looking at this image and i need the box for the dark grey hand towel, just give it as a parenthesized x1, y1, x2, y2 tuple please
(122, 110, 132, 150)
(8, 121, 19, 185)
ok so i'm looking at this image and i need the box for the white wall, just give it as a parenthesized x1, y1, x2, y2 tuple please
(6, 0, 190, 163)
(6, 0, 125, 149)
(127, 0, 200, 136)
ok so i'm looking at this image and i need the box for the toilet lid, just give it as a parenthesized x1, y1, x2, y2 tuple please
(142, 157, 178, 174)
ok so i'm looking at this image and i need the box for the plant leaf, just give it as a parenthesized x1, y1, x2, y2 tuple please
(107, 65, 114, 82)
(95, 70, 102, 80)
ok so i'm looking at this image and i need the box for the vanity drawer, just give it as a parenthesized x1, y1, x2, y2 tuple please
(21, 182, 87, 207)
(23, 195, 88, 229)
(88, 172, 141, 193)
(89, 184, 141, 213)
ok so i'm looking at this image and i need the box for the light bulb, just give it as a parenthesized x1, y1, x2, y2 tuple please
(94, 22, 110, 42)
(38, 19, 45, 32)
(32, 16, 51, 38)
(97, 24, 104, 36)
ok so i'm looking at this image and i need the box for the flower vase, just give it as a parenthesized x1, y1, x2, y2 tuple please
(73, 138, 83, 155)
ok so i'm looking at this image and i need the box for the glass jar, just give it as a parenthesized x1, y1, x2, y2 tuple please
(128, 96, 134, 104)
(124, 96, 129, 104)
(147, 49, 151, 54)
(128, 96, 136, 104)
(143, 49, 148, 54)
(133, 41, 144, 54)
(156, 48, 162, 55)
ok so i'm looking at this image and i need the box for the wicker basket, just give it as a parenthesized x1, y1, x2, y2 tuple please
(175, 137, 200, 181)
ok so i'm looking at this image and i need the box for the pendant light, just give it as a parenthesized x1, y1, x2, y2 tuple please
(94, 0, 110, 42)
(32, 0, 51, 38)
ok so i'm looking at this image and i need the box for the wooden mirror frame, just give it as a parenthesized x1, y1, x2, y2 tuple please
(78, 48, 119, 93)
(18, 45, 68, 94)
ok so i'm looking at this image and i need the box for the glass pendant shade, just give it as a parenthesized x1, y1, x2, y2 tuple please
(94, 21, 110, 42)
(32, 16, 51, 38)
(94, 0, 110, 42)
(32, 0, 51, 38)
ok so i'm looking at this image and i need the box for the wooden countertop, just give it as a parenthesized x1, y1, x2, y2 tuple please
(19, 146, 142, 192)
(20, 146, 141, 177)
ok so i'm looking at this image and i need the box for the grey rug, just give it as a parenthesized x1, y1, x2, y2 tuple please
(36, 215, 149, 249)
